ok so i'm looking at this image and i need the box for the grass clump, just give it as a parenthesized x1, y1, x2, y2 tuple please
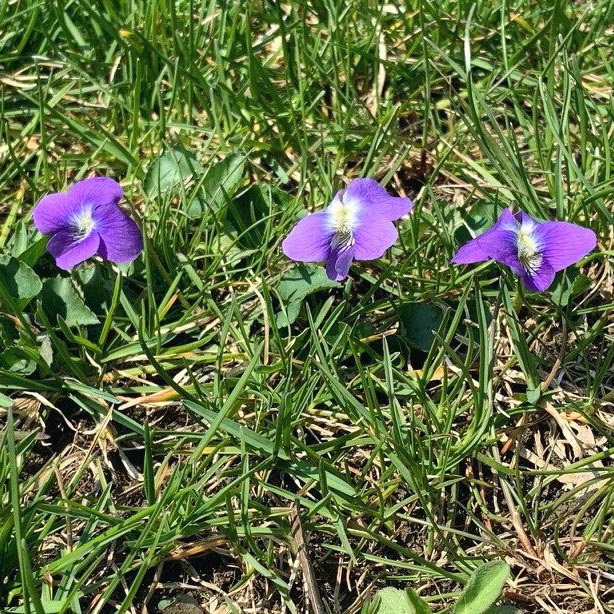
(0, 1, 613, 613)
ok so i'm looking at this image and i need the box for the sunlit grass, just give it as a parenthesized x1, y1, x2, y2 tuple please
(1, 1, 613, 613)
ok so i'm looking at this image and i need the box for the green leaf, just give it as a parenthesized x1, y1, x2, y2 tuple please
(0, 317, 19, 347)
(466, 202, 501, 233)
(75, 267, 115, 312)
(370, 587, 430, 614)
(39, 277, 99, 327)
(453, 202, 501, 247)
(39, 334, 53, 367)
(5, 599, 66, 613)
(399, 302, 444, 352)
(14, 235, 49, 268)
(0, 256, 43, 310)
(144, 145, 203, 197)
(8, 220, 29, 256)
(405, 589, 431, 614)
(187, 154, 245, 217)
(0, 392, 13, 407)
(0, 347, 36, 374)
(224, 184, 270, 249)
(485, 606, 523, 614)
(570, 274, 591, 298)
(455, 561, 510, 614)
(275, 265, 340, 327)
(550, 268, 590, 307)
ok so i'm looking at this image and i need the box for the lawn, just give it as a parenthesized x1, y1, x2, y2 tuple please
(1, 1, 613, 613)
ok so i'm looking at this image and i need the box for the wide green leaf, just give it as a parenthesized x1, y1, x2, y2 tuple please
(398, 302, 444, 352)
(39, 277, 99, 327)
(485, 606, 523, 614)
(13, 234, 49, 268)
(0, 347, 36, 375)
(275, 264, 340, 327)
(144, 145, 203, 197)
(550, 269, 590, 308)
(455, 561, 510, 614)
(0, 256, 43, 310)
(187, 154, 245, 217)
(0, 392, 13, 407)
(370, 587, 430, 614)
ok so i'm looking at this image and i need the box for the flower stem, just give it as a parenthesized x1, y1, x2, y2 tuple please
(513, 278, 524, 313)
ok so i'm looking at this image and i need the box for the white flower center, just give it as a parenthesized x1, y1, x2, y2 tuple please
(326, 192, 359, 250)
(70, 206, 96, 240)
(516, 221, 542, 273)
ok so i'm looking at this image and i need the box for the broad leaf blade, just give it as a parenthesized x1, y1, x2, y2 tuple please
(187, 154, 245, 217)
(370, 587, 430, 614)
(398, 302, 444, 352)
(39, 277, 99, 327)
(0, 256, 43, 310)
(144, 145, 203, 197)
(455, 561, 510, 614)
(275, 265, 339, 327)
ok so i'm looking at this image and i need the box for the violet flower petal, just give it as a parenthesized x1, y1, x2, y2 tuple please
(521, 260, 555, 292)
(47, 230, 100, 270)
(281, 212, 333, 263)
(451, 209, 515, 264)
(514, 210, 538, 226)
(94, 204, 144, 264)
(452, 209, 524, 273)
(534, 221, 597, 272)
(353, 215, 399, 260)
(481, 231, 524, 275)
(450, 235, 492, 264)
(343, 178, 412, 221)
(68, 177, 123, 208)
(325, 244, 355, 281)
(32, 193, 82, 234)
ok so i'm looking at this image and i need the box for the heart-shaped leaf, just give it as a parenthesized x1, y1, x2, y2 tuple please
(398, 302, 444, 352)
(187, 154, 245, 217)
(144, 145, 203, 197)
(276, 264, 340, 327)
(0, 256, 43, 310)
(39, 277, 99, 327)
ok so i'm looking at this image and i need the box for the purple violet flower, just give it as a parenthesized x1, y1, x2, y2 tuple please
(282, 178, 412, 281)
(33, 177, 143, 270)
(451, 208, 597, 291)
